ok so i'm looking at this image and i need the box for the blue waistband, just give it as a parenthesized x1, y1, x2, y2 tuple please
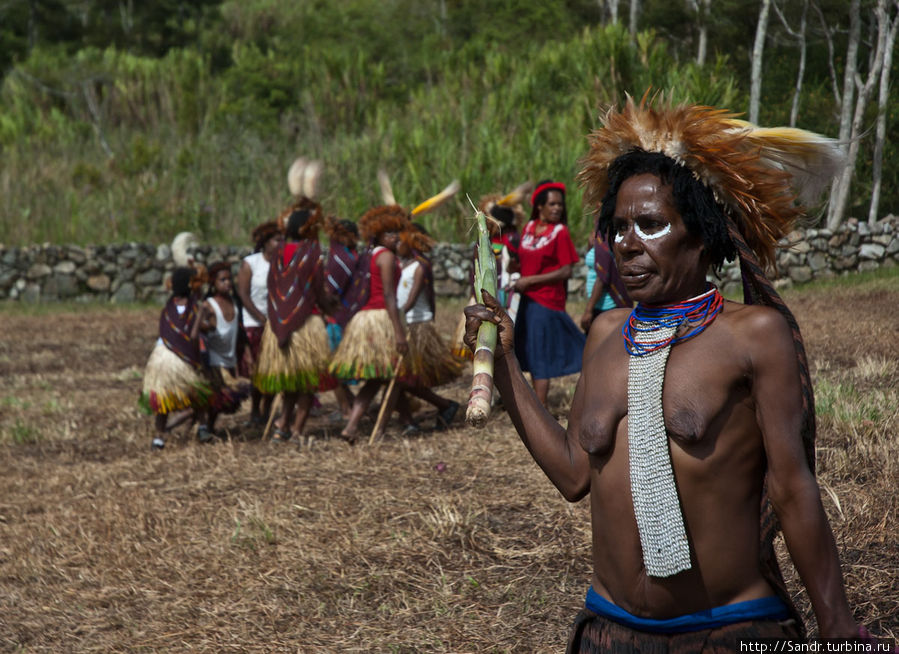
(584, 587, 790, 634)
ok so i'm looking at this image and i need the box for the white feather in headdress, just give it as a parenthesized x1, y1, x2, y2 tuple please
(377, 169, 396, 206)
(302, 159, 323, 200)
(287, 157, 308, 197)
(171, 231, 199, 268)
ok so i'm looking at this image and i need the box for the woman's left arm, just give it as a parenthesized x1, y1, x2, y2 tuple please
(401, 264, 425, 315)
(514, 264, 572, 292)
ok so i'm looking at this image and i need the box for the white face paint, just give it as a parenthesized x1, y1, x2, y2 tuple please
(614, 222, 672, 243)
(636, 222, 671, 241)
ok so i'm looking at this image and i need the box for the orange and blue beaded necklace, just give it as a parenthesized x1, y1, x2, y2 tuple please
(623, 285, 724, 356)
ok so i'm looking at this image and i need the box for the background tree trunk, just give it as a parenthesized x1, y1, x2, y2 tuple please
(772, 0, 808, 126)
(867, 1, 899, 224)
(828, 0, 886, 229)
(688, 0, 710, 65)
(749, 0, 772, 124)
(629, 0, 640, 35)
(826, 0, 860, 227)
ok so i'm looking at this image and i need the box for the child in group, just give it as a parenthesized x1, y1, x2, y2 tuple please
(193, 261, 249, 441)
(139, 266, 211, 450)
(323, 216, 361, 418)
(395, 222, 461, 432)
(236, 220, 283, 426)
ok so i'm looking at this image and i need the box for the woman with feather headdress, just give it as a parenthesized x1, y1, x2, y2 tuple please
(253, 158, 336, 443)
(463, 95, 864, 649)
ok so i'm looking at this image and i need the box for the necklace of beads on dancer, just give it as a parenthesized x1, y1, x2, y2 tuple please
(622, 285, 724, 356)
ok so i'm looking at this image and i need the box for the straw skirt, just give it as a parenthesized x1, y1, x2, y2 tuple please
(400, 321, 462, 387)
(254, 315, 336, 394)
(329, 309, 400, 380)
(140, 342, 212, 415)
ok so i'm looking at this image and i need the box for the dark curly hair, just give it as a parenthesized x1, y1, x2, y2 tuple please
(596, 150, 736, 270)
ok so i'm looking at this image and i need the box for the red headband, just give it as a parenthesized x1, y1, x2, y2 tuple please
(530, 181, 566, 206)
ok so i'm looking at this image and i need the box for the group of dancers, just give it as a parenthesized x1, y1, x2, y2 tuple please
(139, 159, 629, 450)
(140, 160, 470, 449)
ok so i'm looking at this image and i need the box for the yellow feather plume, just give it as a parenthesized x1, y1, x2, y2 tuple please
(411, 180, 461, 216)
(497, 181, 533, 207)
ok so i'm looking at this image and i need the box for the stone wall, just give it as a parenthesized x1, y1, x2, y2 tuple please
(1, 216, 896, 304)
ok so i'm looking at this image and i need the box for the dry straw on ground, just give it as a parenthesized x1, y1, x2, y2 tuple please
(1, 278, 897, 652)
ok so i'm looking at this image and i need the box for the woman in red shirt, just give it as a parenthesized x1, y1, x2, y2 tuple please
(329, 205, 409, 443)
(511, 180, 587, 406)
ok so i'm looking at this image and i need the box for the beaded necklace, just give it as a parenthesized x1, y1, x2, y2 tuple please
(624, 284, 724, 577)
(622, 286, 724, 356)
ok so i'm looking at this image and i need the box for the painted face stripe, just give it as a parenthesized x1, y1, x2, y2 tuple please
(614, 223, 672, 243)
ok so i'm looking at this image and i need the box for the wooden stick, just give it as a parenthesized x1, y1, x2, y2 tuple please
(262, 393, 283, 440)
(368, 355, 404, 445)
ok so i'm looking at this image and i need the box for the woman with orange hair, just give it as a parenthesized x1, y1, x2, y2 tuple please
(329, 205, 409, 443)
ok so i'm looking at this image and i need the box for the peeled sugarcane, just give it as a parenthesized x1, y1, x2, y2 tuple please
(465, 210, 498, 428)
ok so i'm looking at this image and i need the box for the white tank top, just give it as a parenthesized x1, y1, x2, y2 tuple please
(241, 251, 269, 328)
(397, 260, 433, 324)
(206, 297, 238, 369)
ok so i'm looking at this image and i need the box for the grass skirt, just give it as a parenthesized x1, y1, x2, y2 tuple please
(254, 315, 336, 394)
(330, 309, 400, 380)
(399, 321, 463, 388)
(139, 342, 212, 415)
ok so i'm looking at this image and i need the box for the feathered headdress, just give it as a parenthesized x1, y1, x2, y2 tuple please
(171, 231, 199, 268)
(479, 181, 531, 230)
(377, 169, 462, 217)
(280, 157, 325, 238)
(578, 93, 844, 270)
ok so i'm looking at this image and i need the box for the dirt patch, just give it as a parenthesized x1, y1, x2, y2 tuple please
(0, 282, 896, 652)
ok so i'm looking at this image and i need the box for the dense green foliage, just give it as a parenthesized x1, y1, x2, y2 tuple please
(0, 0, 895, 246)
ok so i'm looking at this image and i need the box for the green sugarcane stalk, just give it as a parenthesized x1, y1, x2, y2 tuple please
(465, 210, 498, 428)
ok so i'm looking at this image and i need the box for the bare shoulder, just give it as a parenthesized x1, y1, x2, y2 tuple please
(585, 307, 630, 355)
(719, 300, 795, 358)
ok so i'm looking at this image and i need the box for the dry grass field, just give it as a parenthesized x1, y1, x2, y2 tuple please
(1, 271, 897, 653)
